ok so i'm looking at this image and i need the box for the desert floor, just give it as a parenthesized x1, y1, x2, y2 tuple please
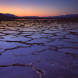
(0, 20, 78, 78)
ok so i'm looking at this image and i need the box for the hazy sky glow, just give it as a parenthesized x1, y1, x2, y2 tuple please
(0, 0, 78, 16)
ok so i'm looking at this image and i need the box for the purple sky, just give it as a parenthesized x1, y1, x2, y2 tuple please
(0, 0, 78, 16)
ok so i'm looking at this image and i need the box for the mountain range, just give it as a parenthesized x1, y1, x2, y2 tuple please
(0, 13, 78, 20)
(0, 13, 18, 20)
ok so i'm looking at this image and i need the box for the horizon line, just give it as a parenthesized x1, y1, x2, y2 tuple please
(0, 12, 78, 17)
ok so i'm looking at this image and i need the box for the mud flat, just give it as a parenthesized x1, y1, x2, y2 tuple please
(0, 19, 78, 78)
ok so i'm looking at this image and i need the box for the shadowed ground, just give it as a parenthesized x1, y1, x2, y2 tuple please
(0, 19, 78, 78)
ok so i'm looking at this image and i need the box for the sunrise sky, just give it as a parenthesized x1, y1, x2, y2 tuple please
(0, 0, 78, 16)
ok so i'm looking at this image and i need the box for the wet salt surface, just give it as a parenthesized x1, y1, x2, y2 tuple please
(0, 20, 78, 78)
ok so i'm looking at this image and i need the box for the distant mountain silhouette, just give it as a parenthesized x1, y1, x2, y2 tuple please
(52, 14, 78, 19)
(0, 13, 78, 21)
(22, 14, 78, 19)
(0, 13, 18, 21)
(4, 13, 17, 18)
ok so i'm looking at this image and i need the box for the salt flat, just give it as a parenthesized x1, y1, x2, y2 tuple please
(0, 19, 78, 78)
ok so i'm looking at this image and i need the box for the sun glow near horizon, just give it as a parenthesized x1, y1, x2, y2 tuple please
(0, 0, 78, 16)
(0, 5, 61, 17)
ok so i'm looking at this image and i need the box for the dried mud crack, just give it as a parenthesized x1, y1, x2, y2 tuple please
(0, 64, 46, 78)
